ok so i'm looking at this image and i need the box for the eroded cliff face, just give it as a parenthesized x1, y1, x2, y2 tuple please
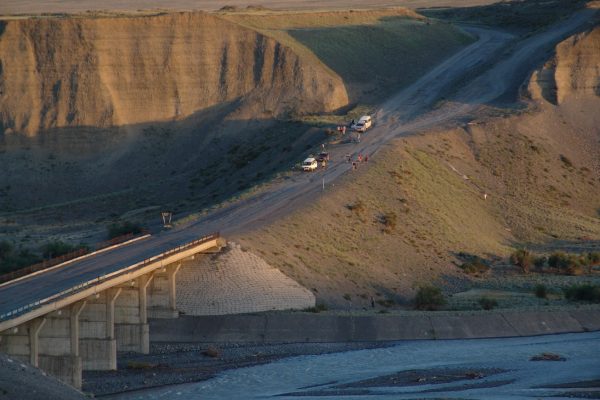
(529, 26, 600, 104)
(0, 13, 348, 135)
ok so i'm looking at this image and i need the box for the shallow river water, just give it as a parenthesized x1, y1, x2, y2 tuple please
(112, 331, 600, 400)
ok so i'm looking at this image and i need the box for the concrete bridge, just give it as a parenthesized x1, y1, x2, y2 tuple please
(0, 232, 225, 388)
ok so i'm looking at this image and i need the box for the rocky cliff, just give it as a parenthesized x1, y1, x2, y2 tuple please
(0, 13, 348, 135)
(529, 26, 600, 104)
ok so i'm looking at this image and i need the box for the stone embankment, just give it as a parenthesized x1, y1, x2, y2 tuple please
(151, 308, 600, 343)
(176, 243, 315, 315)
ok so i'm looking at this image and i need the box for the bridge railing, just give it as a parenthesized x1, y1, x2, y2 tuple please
(0, 232, 220, 323)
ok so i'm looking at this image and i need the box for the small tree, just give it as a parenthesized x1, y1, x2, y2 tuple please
(534, 284, 547, 299)
(414, 285, 446, 311)
(478, 297, 498, 310)
(107, 221, 143, 239)
(41, 240, 77, 259)
(510, 249, 533, 273)
(586, 252, 600, 274)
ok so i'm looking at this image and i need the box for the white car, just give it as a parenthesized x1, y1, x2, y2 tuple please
(354, 115, 372, 132)
(302, 157, 318, 172)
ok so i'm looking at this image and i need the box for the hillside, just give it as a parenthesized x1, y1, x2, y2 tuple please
(0, 8, 475, 250)
(238, 26, 600, 308)
(0, 12, 347, 135)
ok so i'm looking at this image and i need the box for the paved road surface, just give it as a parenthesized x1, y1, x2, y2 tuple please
(0, 8, 597, 321)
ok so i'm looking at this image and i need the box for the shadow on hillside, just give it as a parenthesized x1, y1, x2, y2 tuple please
(0, 102, 341, 233)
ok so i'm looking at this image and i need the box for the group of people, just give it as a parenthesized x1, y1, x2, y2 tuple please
(346, 152, 369, 170)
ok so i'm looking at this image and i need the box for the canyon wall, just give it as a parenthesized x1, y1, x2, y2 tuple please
(0, 13, 348, 135)
(529, 27, 600, 104)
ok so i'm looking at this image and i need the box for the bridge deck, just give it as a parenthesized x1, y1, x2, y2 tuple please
(0, 230, 221, 330)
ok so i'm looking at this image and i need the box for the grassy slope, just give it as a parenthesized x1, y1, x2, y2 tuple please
(221, 9, 474, 103)
(420, 0, 589, 33)
(238, 101, 600, 308)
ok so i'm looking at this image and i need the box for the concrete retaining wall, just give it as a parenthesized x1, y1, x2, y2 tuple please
(150, 309, 600, 343)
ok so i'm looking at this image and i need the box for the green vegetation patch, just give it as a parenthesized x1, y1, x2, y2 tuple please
(420, 0, 588, 33)
(289, 18, 473, 101)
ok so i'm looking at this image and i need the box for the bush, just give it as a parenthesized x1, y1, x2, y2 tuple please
(459, 258, 490, 275)
(304, 303, 328, 313)
(376, 299, 395, 308)
(510, 249, 533, 273)
(586, 252, 600, 273)
(127, 361, 158, 369)
(0, 241, 42, 274)
(346, 200, 365, 214)
(564, 284, 600, 303)
(478, 297, 498, 310)
(534, 284, 547, 299)
(534, 256, 547, 270)
(414, 285, 446, 311)
(379, 211, 397, 233)
(202, 346, 221, 358)
(107, 221, 143, 239)
(41, 240, 78, 259)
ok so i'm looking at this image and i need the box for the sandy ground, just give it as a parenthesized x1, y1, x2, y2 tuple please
(104, 331, 600, 399)
(0, 0, 502, 15)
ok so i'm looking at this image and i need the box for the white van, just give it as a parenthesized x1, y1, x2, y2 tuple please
(302, 157, 318, 172)
(354, 115, 372, 132)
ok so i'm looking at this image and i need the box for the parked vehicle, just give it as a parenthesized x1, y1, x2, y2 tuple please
(302, 157, 318, 171)
(316, 152, 330, 162)
(354, 115, 372, 132)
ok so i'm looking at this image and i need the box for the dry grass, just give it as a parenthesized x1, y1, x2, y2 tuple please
(239, 98, 600, 307)
(221, 9, 473, 103)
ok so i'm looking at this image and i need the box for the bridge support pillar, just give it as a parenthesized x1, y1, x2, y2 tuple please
(149, 263, 182, 319)
(80, 288, 121, 370)
(115, 274, 153, 353)
(34, 305, 84, 389)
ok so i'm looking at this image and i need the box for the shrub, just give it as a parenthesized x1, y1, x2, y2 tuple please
(510, 249, 533, 273)
(202, 346, 221, 358)
(107, 221, 143, 239)
(533, 256, 547, 270)
(459, 258, 490, 275)
(414, 285, 446, 311)
(376, 299, 395, 308)
(478, 297, 498, 310)
(560, 154, 573, 168)
(379, 211, 397, 233)
(0, 242, 42, 274)
(586, 252, 600, 273)
(41, 240, 78, 259)
(346, 200, 365, 214)
(564, 284, 600, 303)
(127, 361, 157, 369)
(548, 252, 571, 271)
(304, 303, 328, 313)
(534, 284, 547, 299)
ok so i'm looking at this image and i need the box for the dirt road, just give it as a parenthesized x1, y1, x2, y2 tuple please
(192, 7, 598, 237)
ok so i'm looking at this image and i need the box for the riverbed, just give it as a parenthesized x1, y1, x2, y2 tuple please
(107, 331, 600, 399)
